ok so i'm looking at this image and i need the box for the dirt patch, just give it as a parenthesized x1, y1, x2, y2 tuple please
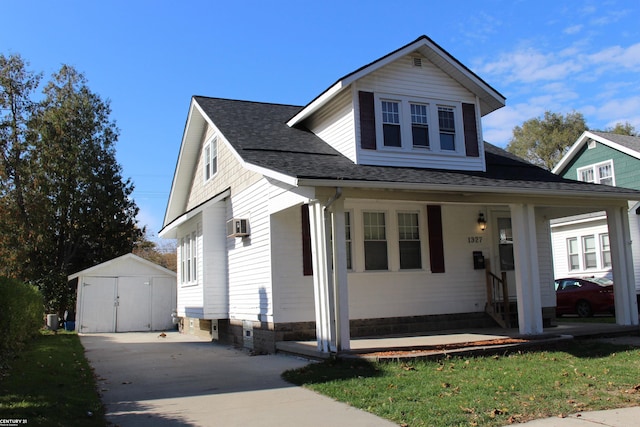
(357, 337, 531, 358)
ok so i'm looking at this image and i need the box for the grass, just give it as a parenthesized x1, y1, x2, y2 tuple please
(283, 339, 640, 427)
(0, 330, 105, 427)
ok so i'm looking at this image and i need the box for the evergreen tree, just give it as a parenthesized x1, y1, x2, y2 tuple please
(0, 56, 143, 312)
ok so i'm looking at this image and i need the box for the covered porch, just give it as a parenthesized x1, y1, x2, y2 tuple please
(305, 184, 639, 355)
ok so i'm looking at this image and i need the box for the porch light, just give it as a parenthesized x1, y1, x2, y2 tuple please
(477, 212, 487, 231)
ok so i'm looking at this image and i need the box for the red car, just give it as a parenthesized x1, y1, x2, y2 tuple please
(555, 277, 615, 318)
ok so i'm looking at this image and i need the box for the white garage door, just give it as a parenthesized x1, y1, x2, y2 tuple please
(79, 277, 117, 333)
(116, 277, 151, 332)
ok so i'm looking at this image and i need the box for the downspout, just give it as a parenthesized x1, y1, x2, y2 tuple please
(323, 187, 342, 352)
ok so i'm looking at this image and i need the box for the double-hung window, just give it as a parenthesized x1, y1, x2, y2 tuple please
(345, 211, 353, 270)
(381, 101, 401, 147)
(567, 237, 579, 271)
(600, 233, 611, 268)
(204, 137, 218, 181)
(582, 235, 597, 269)
(410, 103, 429, 148)
(577, 160, 614, 186)
(376, 95, 461, 153)
(363, 212, 388, 270)
(438, 106, 456, 151)
(180, 228, 199, 285)
(398, 212, 421, 269)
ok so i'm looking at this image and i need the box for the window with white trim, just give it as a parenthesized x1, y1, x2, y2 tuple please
(381, 101, 401, 147)
(577, 160, 614, 186)
(345, 211, 352, 270)
(398, 212, 421, 269)
(203, 137, 218, 181)
(363, 212, 388, 270)
(567, 237, 579, 271)
(180, 226, 200, 285)
(376, 94, 463, 154)
(600, 233, 611, 268)
(582, 235, 597, 269)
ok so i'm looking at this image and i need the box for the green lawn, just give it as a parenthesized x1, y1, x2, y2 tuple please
(0, 331, 105, 427)
(283, 339, 640, 427)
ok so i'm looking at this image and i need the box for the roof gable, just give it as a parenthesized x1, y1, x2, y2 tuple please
(68, 253, 176, 280)
(553, 130, 640, 174)
(287, 35, 506, 127)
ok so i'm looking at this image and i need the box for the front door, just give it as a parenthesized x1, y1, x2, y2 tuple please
(494, 214, 517, 300)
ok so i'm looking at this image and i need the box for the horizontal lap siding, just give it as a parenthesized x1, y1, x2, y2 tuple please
(202, 202, 229, 318)
(347, 204, 489, 319)
(304, 89, 357, 162)
(535, 212, 555, 307)
(227, 179, 273, 321)
(271, 206, 315, 323)
(355, 55, 482, 170)
(176, 218, 204, 318)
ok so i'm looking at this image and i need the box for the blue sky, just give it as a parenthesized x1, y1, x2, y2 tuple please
(2, 1, 639, 238)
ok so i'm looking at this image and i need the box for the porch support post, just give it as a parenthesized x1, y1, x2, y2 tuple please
(329, 197, 351, 351)
(510, 204, 543, 335)
(308, 200, 335, 353)
(606, 206, 638, 325)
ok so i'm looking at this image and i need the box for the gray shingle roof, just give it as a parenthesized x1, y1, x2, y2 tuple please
(194, 96, 640, 196)
(591, 131, 640, 153)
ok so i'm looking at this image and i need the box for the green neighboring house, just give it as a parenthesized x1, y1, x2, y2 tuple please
(551, 131, 640, 295)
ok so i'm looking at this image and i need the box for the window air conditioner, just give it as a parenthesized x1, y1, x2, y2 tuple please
(227, 218, 250, 237)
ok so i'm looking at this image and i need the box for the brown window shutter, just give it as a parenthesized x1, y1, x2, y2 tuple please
(301, 204, 313, 276)
(427, 205, 445, 273)
(462, 103, 479, 157)
(359, 91, 376, 150)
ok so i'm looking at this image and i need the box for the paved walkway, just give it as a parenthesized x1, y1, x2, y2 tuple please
(81, 330, 640, 427)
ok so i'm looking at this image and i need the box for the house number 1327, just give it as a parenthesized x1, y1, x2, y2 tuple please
(468, 236, 482, 243)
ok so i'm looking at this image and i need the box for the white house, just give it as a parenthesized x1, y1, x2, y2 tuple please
(551, 131, 640, 296)
(71, 253, 177, 333)
(160, 36, 639, 354)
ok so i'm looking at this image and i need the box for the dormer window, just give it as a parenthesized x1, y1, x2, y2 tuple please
(382, 101, 401, 147)
(374, 93, 464, 155)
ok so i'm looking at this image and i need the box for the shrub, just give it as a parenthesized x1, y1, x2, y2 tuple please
(0, 277, 45, 358)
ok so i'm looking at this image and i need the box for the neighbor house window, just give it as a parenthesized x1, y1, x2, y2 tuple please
(438, 106, 456, 151)
(398, 212, 421, 269)
(577, 160, 614, 186)
(600, 233, 611, 268)
(410, 103, 429, 148)
(363, 212, 388, 270)
(381, 101, 401, 147)
(567, 237, 579, 271)
(204, 137, 218, 181)
(582, 235, 597, 269)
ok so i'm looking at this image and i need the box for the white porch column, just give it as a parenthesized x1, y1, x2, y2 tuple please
(308, 200, 335, 352)
(329, 197, 351, 351)
(510, 204, 544, 334)
(606, 206, 639, 326)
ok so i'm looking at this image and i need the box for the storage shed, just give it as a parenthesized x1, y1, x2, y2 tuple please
(70, 253, 177, 333)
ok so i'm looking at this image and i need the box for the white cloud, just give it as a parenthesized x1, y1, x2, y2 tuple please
(564, 24, 583, 35)
(587, 42, 640, 72)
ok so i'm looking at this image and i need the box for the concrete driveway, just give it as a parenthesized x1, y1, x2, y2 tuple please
(81, 332, 396, 427)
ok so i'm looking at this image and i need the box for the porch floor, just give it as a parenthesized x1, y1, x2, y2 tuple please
(275, 320, 639, 360)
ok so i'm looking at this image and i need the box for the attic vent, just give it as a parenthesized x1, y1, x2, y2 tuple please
(412, 57, 423, 67)
(587, 140, 596, 149)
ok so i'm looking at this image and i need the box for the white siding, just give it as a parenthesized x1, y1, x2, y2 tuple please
(271, 206, 315, 323)
(227, 179, 274, 322)
(630, 207, 640, 293)
(535, 211, 556, 307)
(303, 89, 356, 162)
(176, 216, 204, 318)
(355, 55, 484, 171)
(202, 201, 229, 318)
(550, 216, 611, 280)
(347, 203, 489, 319)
